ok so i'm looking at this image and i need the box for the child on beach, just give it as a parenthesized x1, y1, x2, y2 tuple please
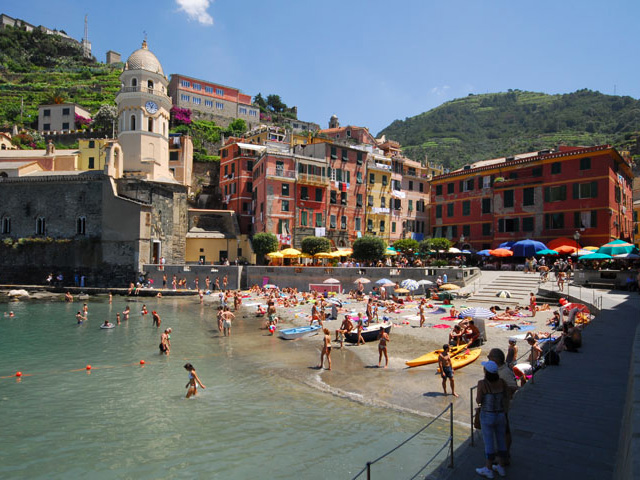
(318, 328, 332, 370)
(377, 328, 390, 368)
(356, 319, 366, 346)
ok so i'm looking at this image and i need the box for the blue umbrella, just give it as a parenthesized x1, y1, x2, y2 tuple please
(477, 250, 491, 256)
(459, 307, 495, 319)
(376, 278, 392, 284)
(498, 241, 515, 249)
(579, 253, 612, 260)
(511, 239, 547, 257)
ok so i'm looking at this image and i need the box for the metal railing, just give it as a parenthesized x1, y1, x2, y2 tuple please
(117, 85, 169, 99)
(351, 403, 454, 480)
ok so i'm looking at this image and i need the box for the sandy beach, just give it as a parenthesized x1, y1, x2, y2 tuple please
(236, 285, 558, 423)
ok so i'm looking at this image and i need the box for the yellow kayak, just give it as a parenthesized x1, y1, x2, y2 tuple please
(438, 348, 482, 372)
(406, 344, 467, 368)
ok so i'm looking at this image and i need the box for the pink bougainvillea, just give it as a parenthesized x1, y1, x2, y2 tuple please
(171, 106, 192, 125)
(75, 113, 91, 127)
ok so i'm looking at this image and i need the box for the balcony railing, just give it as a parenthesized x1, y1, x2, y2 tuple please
(266, 167, 296, 179)
(297, 172, 330, 185)
(117, 86, 170, 100)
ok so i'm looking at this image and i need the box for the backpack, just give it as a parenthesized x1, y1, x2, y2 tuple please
(544, 349, 560, 366)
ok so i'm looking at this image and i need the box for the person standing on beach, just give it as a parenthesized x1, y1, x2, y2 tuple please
(438, 344, 459, 397)
(356, 319, 366, 346)
(529, 293, 537, 317)
(377, 328, 390, 368)
(223, 275, 228, 291)
(221, 307, 235, 337)
(366, 299, 374, 325)
(205, 276, 211, 291)
(318, 328, 332, 370)
(214, 277, 220, 292)
(419, 299, 426, 327)
(335, 316, 354, 348)
(184, 363, 206, 398)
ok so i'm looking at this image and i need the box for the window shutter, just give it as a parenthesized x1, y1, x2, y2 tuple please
(478, 177, 483, 190)
(459, 181, 464, 192)
(514, 218, 519, 232)
(591, 181, 598, 198)
(545, 214, 550, 229)
(574, 212, 581, 228)
(591, 210, 598, 227)
(498, 219, 504, 232)
(573, 183, 579, 199)
(544, 187, 550, 202)
(560, 185, 567, 201)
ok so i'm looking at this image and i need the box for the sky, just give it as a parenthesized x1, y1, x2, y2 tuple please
(4, 1, 640, 134)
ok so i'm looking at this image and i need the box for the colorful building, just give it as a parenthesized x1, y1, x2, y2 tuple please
(364, 152, 392, 241)
(429, 145, 635, 250)
(78, 138, 111, 171)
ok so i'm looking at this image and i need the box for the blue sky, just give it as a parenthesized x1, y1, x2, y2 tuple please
(4, 1, 640, 135)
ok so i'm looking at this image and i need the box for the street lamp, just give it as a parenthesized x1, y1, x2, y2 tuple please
(573, 230, 581, 245)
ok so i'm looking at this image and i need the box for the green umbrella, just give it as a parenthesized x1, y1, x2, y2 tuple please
(597, 240, 639, 256)
(579, 252, 612, 260)
(536, 249, 559, 256)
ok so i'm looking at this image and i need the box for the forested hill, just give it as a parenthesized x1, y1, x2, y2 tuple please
(0, 25, 120, 128)
(378, 90, 640, 169)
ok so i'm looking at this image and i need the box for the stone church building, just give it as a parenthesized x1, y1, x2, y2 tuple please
(0, 41, 191, 286)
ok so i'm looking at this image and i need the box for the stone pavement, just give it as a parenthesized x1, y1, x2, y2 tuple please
(428, 279, 640, 480)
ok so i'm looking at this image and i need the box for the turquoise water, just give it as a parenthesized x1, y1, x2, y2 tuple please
(0, 298, 456, 479)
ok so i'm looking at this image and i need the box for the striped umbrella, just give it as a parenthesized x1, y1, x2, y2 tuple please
(496, 290, 511, 298)
(459, 307, 495, 319)
(400, 279, 420, 291)
(597, 240, 639, 256)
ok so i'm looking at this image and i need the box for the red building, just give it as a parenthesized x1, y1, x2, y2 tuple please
(430, 145, 634, 250)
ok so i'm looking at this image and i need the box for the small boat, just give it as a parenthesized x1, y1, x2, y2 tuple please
(279, 324, 322, 340)
(437, 348, 481, 372)
(345, 322, 392, 344)
(406, 344, 468, 368)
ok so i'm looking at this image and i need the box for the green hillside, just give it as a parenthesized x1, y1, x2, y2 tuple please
(0, 26, 121, 128)
(378, 89, 640, 169)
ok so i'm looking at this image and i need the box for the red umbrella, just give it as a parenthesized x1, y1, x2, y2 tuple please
(562, 303, 590, 315)
(554, 245, 578, 254)
(489, 248, 514, 257)
(547, 237, 580, 250)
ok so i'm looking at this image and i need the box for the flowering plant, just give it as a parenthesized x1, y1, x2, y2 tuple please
(75, 113, 91, 128)
(171, 106, 192, 125)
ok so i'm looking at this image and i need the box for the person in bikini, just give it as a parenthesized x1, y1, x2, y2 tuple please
(438, 344, 459, 397)
(529, 293, 537, 317)
(377, 328, 390, 368)
(318, 328, 332, 370)
(184, 363, 205, 398)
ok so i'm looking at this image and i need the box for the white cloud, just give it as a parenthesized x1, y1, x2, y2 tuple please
(176, 0, 214, 26)
(430, 85, 451, 96)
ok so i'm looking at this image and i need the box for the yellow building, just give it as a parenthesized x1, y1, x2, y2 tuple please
(365, 153, 392, 242)
(78, 138, 111, 170)
(185, 209, 255, 264)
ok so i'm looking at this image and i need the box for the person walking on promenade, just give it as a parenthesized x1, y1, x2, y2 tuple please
(438, 344, 459, 397)
(318, 328, 332, 370)
(475, 360, 508, 478)
(184, 363, 205, 399)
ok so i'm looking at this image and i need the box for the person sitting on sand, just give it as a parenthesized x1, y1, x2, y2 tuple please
(449, 306, 459, 319)
(547, 311, 561, 328)
(335, 316, 354, 348)
(256, 305, 266, 317)
(463, 320, 481, 347)
(525, 331, 552, 341)
(449, 325, 465, 346)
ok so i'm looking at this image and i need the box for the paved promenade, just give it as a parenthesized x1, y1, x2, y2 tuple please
(431, 279, 640, 480)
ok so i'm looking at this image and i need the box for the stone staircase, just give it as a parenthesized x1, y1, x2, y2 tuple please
(468, 271, 542, 306)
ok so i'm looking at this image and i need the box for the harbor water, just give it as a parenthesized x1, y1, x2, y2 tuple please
(0, 297, 460, 479)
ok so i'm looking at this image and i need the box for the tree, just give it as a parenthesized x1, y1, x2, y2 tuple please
(352, 236, 386, 262)
(91, 104, 117, 133)
(392, 239, 419, 255)
(253, 93, 267, 111)
(429, 237, 452, 252)
(301, 236, 331, 256)
(266, 94, 286, 113)
(225, 118, 247, 137)
(252, 233, 279, 264)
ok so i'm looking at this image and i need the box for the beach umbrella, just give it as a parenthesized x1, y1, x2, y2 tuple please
(448, 247, 462, 254)
(266, 252, 283, 258)
(400, 279, 420, 291)
(384, 247, 398, 256)
(329, 251, 345, 258)
(511, 239, 547, 257)
(496, 290, 511, 298)
(490, 248, 514, 257)
(461, 249, 473, 254)
(579, 252, 612, 260)
(553, 245, 578, 254)
(381, 282, 397, 287)
(498, 241, 515, 249)
(376, 278, 393, 284)
(614, 253, 640, 259)
(314, 252, 333, 258)
(394, 288, 410, 294)
(597, 240, 639, 256)
(280, 248, 302, 257)
(459, 307, 495, 319)
(547, 237, 581, 251)
(323, 278, 341, 284)
(562, 303, 590, 315)
(354, 277, 371, 284)
(300, 253, 312, 259)
(337, 248, 353, 255)
(416, 279, 434, 286)
(583, 246, 599, 251)
(536, 249, 559, 256)
(477, 249, 491, 256)
(440, 283, 460, 290)
(263, 284, 278, 289)
(573, 249, 594, 257)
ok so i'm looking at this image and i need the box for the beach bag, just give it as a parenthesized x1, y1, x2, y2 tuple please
(473, 408, 482, 430)
(544, 349, 560, 366)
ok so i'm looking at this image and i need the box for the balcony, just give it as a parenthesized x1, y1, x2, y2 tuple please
(367, 160, 392, 171)
(117, 85, 170, 100)
(266, 167, 296, 179)
(297, 172, 329, 186)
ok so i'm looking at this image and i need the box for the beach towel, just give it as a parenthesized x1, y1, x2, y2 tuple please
(427, 307, 446, 315)
(432, 324, 451, 329)
(439, 316, 458, 321)
(403, 315, 420, 321)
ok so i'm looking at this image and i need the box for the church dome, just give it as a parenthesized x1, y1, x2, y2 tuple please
(125, 40, 164, 75)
